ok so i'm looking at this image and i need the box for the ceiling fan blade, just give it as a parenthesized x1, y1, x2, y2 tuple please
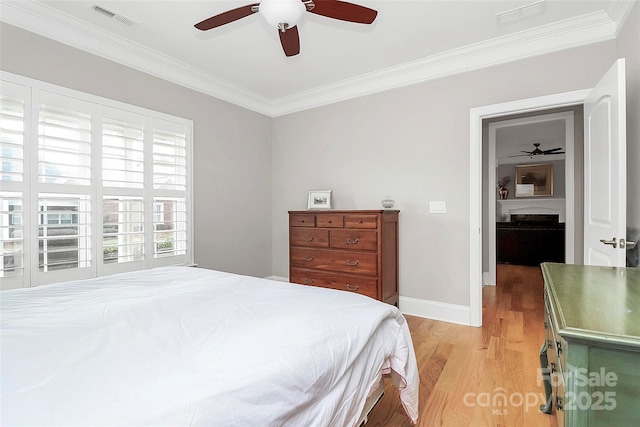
(542, 147, 563, 153)
(309, 0, 378, 24)
(195, 4, 259, 30)
(279, 26, 300, 57)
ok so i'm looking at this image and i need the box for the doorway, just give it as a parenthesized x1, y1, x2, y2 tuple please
(468, 89, 590, 327)
(469, 59, 628, 327)
(483, 108, 583, 286)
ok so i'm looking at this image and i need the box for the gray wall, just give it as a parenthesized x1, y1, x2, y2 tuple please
(271, 41, 623, 307)
(0, 23, 274, 277)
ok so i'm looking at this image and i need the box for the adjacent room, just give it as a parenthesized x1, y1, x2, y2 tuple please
(1, 1, 639, 426)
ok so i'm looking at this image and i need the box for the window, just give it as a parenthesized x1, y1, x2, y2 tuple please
(1, 81, 27, 286)
(152, 125, 188, 259)
(38, 194, 89, 272)
(153, 198, 187, 257)
(0, 72, 193, 289)
(0, 193, 23, 278)
(38, 102, 92, 185)
(0, 95, 24, 183)
(102, 197, 144, 265)
(102, 116, 144, 189)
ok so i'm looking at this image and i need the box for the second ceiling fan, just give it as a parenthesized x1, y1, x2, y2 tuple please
(195, 0, 378, 57)
(509, 143, 565, 158)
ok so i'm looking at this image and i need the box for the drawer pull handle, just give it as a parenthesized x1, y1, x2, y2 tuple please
(346, 238, 359, 244)
(556, 341, 562, 354)
(346, 259, 359, 266)
(303, 236, 314, 242)
(303, 278, 315, 285)
(346, 284, 360, 291)
(303, 256, 315, 262)
(550, 362, 556, 373)
(547, 339, 554, 349)
(555, 396, 563, 411)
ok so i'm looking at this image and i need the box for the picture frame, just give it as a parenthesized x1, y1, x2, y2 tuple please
(308, 190, 332, 210)
(515, 163, 553, 197)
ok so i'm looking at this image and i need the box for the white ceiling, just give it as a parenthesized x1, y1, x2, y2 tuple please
(496, 118, 567, 162)
(1, 1, 635, 116)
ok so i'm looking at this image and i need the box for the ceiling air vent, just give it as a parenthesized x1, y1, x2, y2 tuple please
(496, 0, 545, 25)
(91, 3, 137, 26)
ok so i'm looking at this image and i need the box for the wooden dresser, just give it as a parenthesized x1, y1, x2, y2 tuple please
(288, 210, 399, 305)
(540, 262, 640, 426)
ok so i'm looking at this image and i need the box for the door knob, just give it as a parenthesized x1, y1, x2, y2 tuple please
(621, 239, 637, 249)
(599, 237, 617, 248)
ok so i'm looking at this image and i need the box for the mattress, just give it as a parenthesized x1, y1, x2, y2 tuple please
(0, 266, 418, 426)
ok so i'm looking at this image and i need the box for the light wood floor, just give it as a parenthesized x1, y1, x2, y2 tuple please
(366, 264, 559, 427)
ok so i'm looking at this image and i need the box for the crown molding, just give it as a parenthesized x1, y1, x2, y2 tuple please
(1, 1, 632, 117)
(608, 0, 638, 36)
(0, 0, 274, 115)
(269, 10, 619, 116)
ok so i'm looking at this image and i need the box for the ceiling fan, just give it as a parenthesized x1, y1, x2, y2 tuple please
(194, 0, 378, 57)
(509, 143, 565, 158)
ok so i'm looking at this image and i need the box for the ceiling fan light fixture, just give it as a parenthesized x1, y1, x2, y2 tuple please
(259, 0, 306, 30)
(194, 0, 375, 57)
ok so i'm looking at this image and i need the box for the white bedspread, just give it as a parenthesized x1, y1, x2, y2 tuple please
(1, 267, 418, 426)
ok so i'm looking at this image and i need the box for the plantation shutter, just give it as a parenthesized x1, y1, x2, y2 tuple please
(152, 120, 189, 265)
(101, 108, 146, 273)
(0, 81, 28, 288)
(36, 91, 94, 283)
(1, 72, 193, 289)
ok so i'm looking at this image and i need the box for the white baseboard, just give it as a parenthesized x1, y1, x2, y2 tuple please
(483, 272, 495, 286)
(399, 296, 472, 326)
(265, 275, 289, 282)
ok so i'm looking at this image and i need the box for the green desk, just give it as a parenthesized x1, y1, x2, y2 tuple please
(540, 263, 640, 426)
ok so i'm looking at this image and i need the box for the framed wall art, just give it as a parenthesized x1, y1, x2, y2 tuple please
(515, 163, 553, 197)
(308, 190, 332, 209)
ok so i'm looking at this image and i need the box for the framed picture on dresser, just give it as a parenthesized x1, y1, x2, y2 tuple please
(308, 190, 332, 209)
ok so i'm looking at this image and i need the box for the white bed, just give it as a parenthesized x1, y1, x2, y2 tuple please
(1, 266, 419, 426)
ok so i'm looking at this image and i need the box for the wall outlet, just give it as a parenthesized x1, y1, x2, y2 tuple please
(429, 201, 447, 214)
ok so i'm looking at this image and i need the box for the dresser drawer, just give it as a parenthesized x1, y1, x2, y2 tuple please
(290, 228, 329, 247)
(345, 214, 378, 229)
(290, 268, 377, 299)
(330, 229, 377, 251)
(290, 214, 316, 227)
(317, 214, 343, 228)
(290, 247, 377, 276)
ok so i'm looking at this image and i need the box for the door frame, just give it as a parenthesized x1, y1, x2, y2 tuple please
(469, 89, 589, 327)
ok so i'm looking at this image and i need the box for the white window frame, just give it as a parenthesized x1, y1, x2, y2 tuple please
(0, 71, 194, 289)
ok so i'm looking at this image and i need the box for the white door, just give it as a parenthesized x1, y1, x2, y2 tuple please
(584, 58, 627, 266)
